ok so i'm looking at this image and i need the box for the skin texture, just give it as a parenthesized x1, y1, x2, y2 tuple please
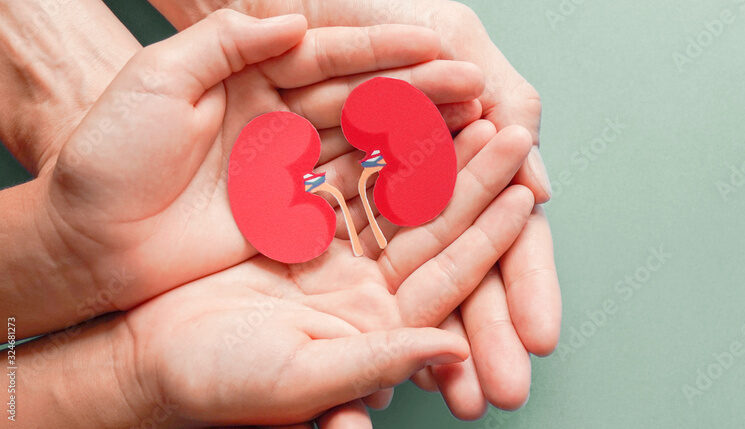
(2, 9, 539, 427)
(0, 0, 139, 175)
(17, 175, 531, 426)
(0, 0, 141, 338)
(1, 12, 487, 338)
(11, 15, 538, 427)
(0, 1, 560, 424)
(147, 0, 562, 416)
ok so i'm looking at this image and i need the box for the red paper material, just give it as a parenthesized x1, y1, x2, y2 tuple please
(228, 112, 335, 264)
(341, 77, 457, 226)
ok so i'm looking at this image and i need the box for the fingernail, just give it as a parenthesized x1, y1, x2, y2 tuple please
(528, 146, 552, 199)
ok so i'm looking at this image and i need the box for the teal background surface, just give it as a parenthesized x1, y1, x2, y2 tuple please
(1, 0, 744, 427)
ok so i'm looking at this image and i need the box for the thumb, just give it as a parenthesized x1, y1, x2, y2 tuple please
(122, 10, 307, 104)
(291, 328, 469, 410)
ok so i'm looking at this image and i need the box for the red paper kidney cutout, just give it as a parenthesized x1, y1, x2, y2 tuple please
(228, 112, 335, 264)
(341, 77, 457, 226)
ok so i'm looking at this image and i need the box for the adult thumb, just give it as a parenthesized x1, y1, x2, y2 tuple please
(121, 10, 307, 104)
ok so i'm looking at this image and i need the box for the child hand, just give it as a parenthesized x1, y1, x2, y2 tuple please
(19, 179, 531, 427)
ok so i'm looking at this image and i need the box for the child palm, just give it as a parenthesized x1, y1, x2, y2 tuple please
(123, 182, 532, 426)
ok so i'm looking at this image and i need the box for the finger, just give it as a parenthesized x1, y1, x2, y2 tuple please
(222, 67, 290, 143)
(430, 312, 488, 420)
(362, 388, 394, 410)
(461, 267, 532, 410)
(312, 116, 487, 207)
(289, 328, 468, 409)
(357, 119, 498, 255)
(149, 0, 552, 200)
(260, 24, 440, 88)
(316, 99, 480, 167)
(512, 147, 551, 204)
(483, 83, 551, 204)
(126, 10, 307, 104)
(397, 185, 534, 328)
(410, 367, 439, 392)
(296, 309, 361, 341)
(319, 121, 491, 240)
(281, 60, 484, 129)
(318, 127, 353, 165)
(317, 400, 372, 429)
(500, 205, 561, 356)
(334, 185, 376, 241)
(317, 104, 489, 185)
(439, 100, 483, 132)
(378, 125, 532, 289)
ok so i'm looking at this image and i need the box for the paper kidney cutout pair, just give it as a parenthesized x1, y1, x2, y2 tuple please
(228, 77, 457, 264)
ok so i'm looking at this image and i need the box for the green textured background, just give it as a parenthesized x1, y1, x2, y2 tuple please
(2, 0, 744, 427)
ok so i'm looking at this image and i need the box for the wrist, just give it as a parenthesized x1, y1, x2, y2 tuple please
(0, 177, 112, 338)
(15, 315, 183, 428)
(0, 0, 139, 175)
(107, 316, 190, 429)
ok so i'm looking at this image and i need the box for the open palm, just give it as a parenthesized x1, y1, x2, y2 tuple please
(39, 9, 538, 426)
(46, 11, 484, 318)
(147, 0, 563, 414)
(124, 174, 532, 427)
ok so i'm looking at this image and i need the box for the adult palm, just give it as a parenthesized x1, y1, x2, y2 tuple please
(41, 11, 484, 333)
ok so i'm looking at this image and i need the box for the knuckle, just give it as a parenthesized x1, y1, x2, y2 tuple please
(312, 32, 334, 77)
(208, 8, 241, 25)
(435, 252, 462, 295)
(512, 81, 543, 116)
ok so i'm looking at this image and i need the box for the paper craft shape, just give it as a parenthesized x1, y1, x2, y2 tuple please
(229, 78, 457, 263)
(228, 111, 362, 264)
(341, 77, 457, 250)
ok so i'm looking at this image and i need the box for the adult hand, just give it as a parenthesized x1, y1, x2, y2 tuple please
(1, 7, 494, 426)
(147, 0, 562, 413)
(16, 10, 484, 339)
(0, 0, 139, 175)
(0, 0, 139, 338)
